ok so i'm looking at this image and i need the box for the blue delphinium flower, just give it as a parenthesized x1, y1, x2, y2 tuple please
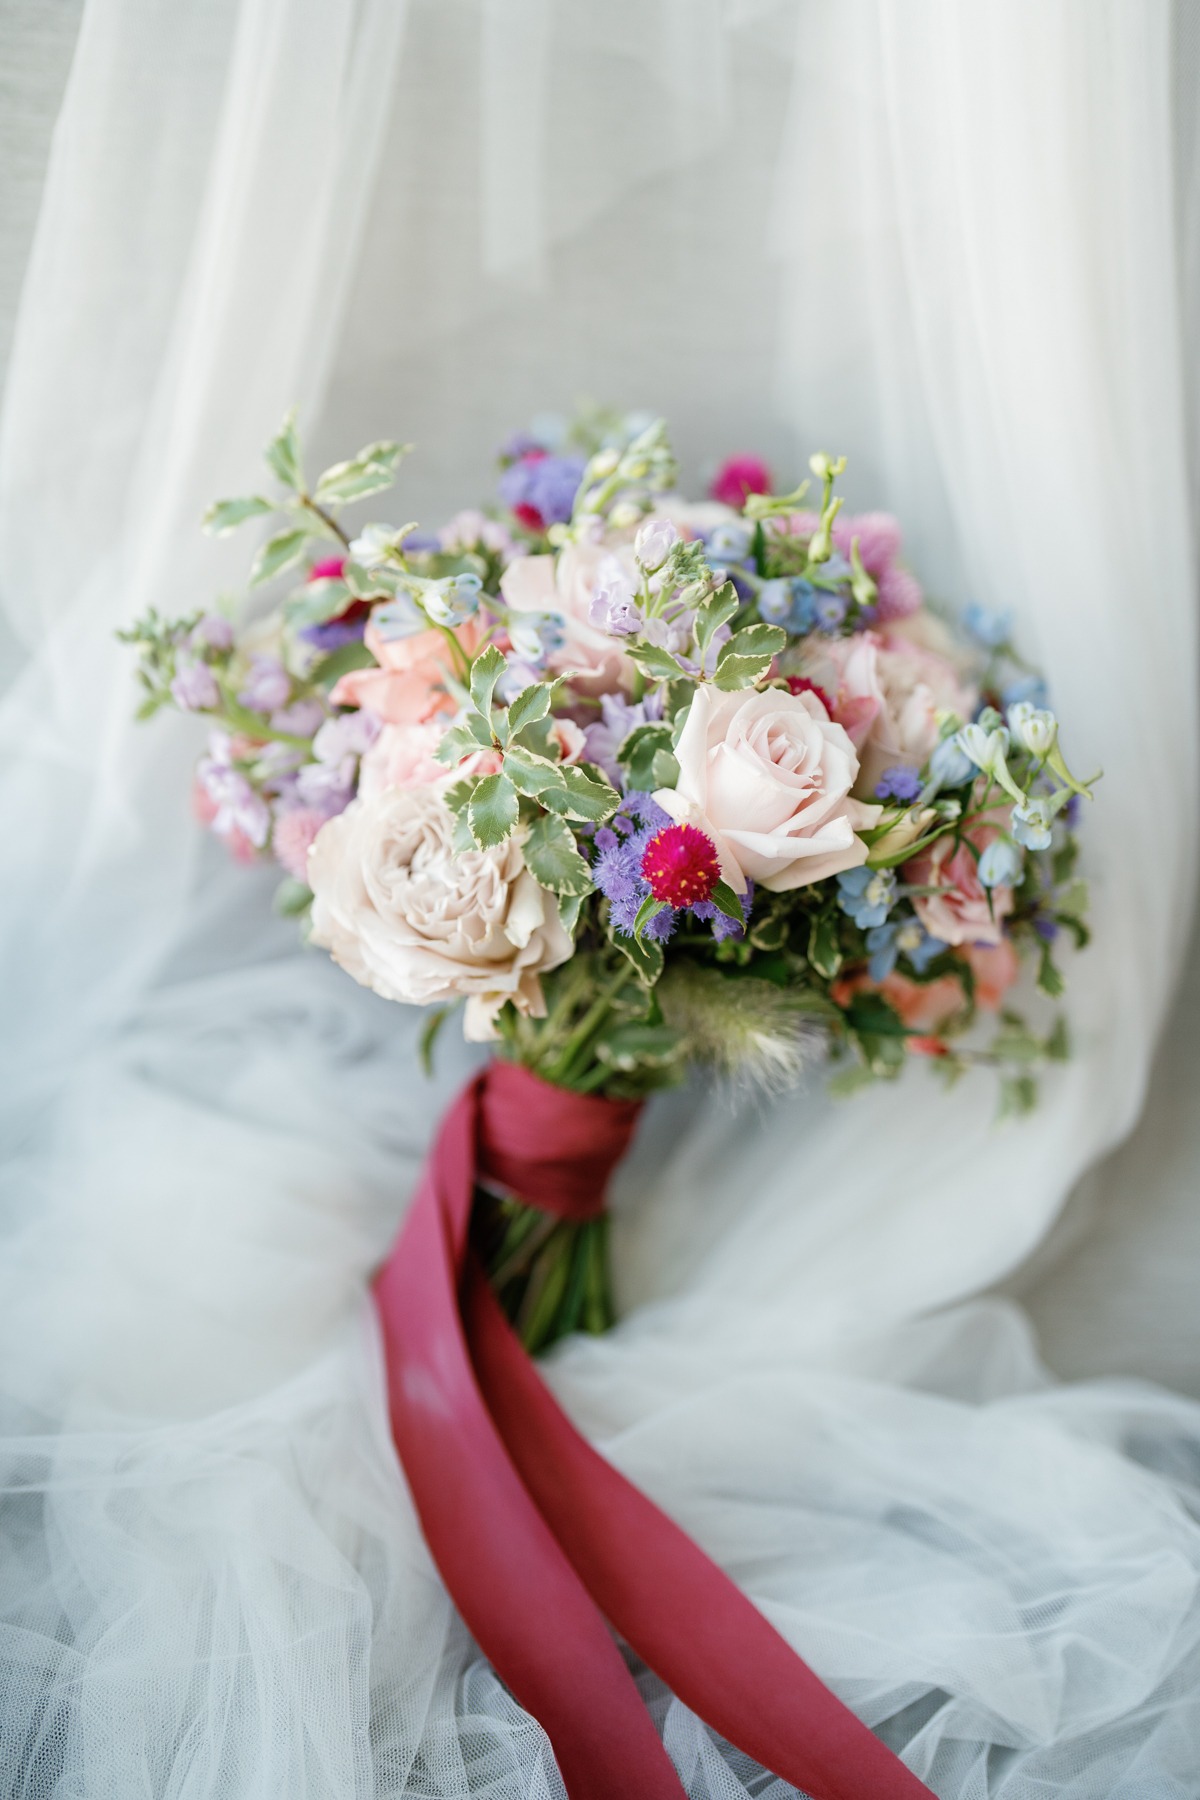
(874, 765, 923, 803)
(758, 579, 793, 625)
(706, 520, 754, 565)
(865, 917, 943, 982)
(498, 453, 587, 527)
(788, 578, 818, 633)
(837, 864, 897, 929)
(814, 590, 848, 630)
(1012, 798, 1055, 851)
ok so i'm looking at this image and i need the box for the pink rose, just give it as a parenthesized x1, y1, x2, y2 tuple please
(330, 620, 478, 725)
(653, 686, 880, 893)
(797, 629, 976, 799)
(905, 828, 1013, 948)
(500, 544, 636, 694)
(358, 721, 502, 801)
(834, 967, 966, 1035)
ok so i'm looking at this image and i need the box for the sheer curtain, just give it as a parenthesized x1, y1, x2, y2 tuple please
(2, 4, 1200, 1798)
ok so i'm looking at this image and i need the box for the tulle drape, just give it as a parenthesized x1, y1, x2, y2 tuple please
(3, 4, 1200, 1797)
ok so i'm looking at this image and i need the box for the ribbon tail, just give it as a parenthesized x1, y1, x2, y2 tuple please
(373, 1081, 688, 1800)
(466, 1262, 934, 1800)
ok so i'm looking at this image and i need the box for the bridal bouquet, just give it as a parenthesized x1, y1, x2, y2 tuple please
(123, 408, 1094, 1800)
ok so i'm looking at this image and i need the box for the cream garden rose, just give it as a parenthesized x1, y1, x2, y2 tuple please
(307, 787, 572, 1040)
(653, 686, 881, 892)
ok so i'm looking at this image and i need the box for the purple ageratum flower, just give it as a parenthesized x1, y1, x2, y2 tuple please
(238, 654, 291, 713)
(171, 659, 220, 711)
(583, 691, 665, 786)
(299, 613, 368, 653)
(498, 453, 587, 529)
(591, 793, 748, 944)
(874, 765, 923, 803)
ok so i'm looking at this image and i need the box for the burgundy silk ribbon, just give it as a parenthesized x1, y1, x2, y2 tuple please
(374, 1062, 932, 1800)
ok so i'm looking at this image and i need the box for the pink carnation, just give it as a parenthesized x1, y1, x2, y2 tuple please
(709, 455, 771, 509)
(272, 806, 329, 882)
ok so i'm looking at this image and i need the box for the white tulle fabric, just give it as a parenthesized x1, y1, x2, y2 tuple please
(3, 3, 1200, 1796)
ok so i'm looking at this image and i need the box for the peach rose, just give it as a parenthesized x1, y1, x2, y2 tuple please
(653, 686, 880, 893)
(500, 542, 636, 693)
(330, 619, 477, 726)
(796, 629, 976, 799)
(965, 938, 1020, 1010)
(905, 830, 1013, 948)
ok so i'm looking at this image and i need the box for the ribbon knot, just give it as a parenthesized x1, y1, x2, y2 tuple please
(478, 1060, 643, 1220)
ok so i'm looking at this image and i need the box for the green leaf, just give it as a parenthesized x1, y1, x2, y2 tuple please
(1044, 1016, 1071, 1062)
(342, 559, 391, 600)
(808, 910, 843, 979)
(708, 879, 745, 928)
(283, 577, 352, 629)
(693, 582, 740, 655)
(310, 639, 376, 687)
(523, 814, 594, 897)
(312, 440, 411, 506)
(418, 1005, 451, 1077)
(442, 775, 483, 814)
(1036, 942, 1066, 998)
(469, 645, 508, 720)
(557, 890, 586, 937)
(543, 763, 620, 825)
(844, 992, 908, 1038)
(250, 526, 310, 587)
(748, 909, 788, 952)
(633, 894, 668, 939)
(504, 681, 555, 739)
(502, 744, 568, 799)
(203, 495, 274, 536)
(616, 722, 675, 791)
(436, 723, 490, 766)
(999, 1072, 1039, 1119)
(627, 641, 685, 683)
(610, 924, 665, 987)
(273, 877, 313, 917)
(712, 622, 786, 691)
(594, 1023, 684, 1073)
(265, 409, 304, 491)
(467, 772, 519, 847)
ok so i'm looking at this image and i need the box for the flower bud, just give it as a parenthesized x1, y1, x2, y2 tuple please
(589, 447, 620, 480)
(928, 736, 975, 789)
(607, 501, 642, 531)
(808, 452, 847, 481)
(634, 517, 679, 573)
(1006, 700, 1058, 758)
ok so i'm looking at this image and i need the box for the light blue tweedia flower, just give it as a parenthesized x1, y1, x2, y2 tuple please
(757, 579, 793, 625)
(837, 864, 897, 929)
(865, 918, 943, 982)
(927, 734, 975, 790)
(706, 520, 754, 565)
(962, 601, 1013, 648)
(1012, 797, 1055, 851)
(977, 837, 1024, 888)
